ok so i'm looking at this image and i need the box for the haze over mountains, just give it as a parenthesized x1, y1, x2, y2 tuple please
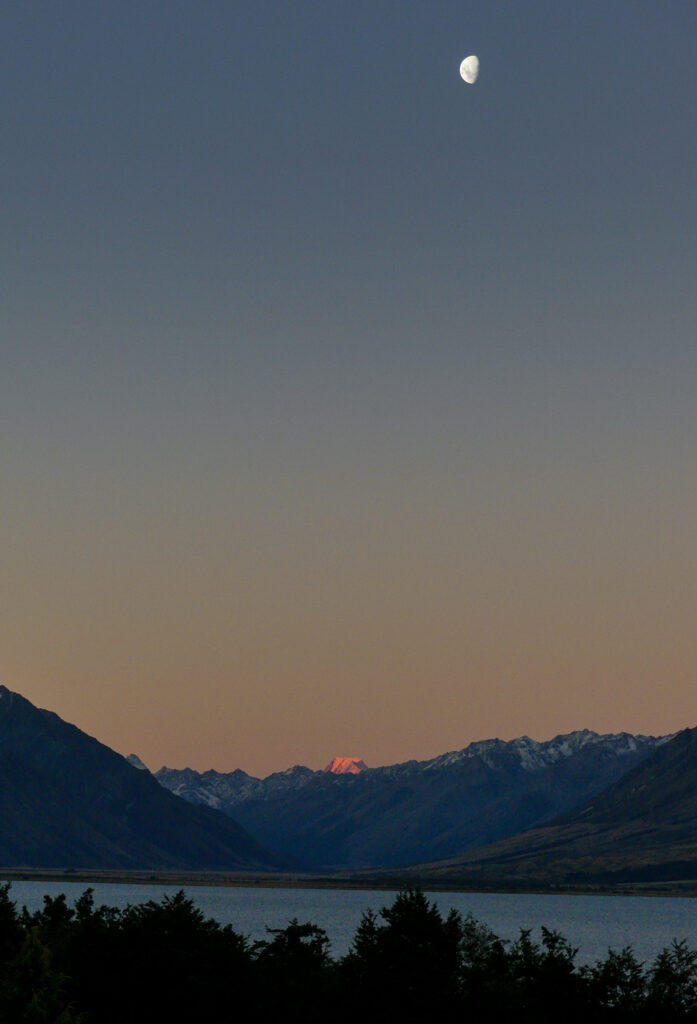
(155, 730, 667, 870)
(0, 686, 286, 871)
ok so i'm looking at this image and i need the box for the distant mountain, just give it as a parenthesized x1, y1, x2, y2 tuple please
(0, 686, 288, 871)
(404, 727, 697, 886)
(324, 757, 367, 775)
(155, 730, 665, 870)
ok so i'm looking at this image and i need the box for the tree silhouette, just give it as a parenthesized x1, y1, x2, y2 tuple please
(0, 928, 82, 1024)
(0, 883, 21, 970)
(647, 939, 697, 1020)
(341, 887, 463, 1017)
(253, 918, 333, 1022)
(1, 883, 697, 1020)
(584, 945, 647, 1020)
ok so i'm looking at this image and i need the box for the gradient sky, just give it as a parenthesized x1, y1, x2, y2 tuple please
(3, 1, 697, 777)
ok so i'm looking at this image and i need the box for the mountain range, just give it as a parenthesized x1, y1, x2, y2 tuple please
(4, 681, 695, 883)
(154, 729, 667, 870)
(0, 686, 286, 871)
(404, 726, 697, 886)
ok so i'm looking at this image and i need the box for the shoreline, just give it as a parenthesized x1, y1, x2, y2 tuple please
(1, 868, 696, 899)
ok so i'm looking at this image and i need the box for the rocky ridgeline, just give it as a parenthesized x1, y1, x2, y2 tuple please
(153, 729, 667, 870)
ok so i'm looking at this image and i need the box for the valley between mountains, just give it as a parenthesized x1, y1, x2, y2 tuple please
(151, 731, 668, 871)
(4, 683, 697, 886)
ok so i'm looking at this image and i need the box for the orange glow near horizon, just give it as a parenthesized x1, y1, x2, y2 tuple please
(2, 3, 696, 780)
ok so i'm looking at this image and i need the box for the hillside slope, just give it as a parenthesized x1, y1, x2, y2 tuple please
(405, 727, 697, 884)
(0, 686, 288, 871)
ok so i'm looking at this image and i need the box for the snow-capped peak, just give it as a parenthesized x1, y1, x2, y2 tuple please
(417, 729, 659, 775)
(324, 756, 368, 775)
(126, 753, 149, 771)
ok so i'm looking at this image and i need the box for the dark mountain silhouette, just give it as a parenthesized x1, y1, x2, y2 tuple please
(155, 730, 665, 870)
(0, 686, 287, 870)
(405, 727, 697, 885)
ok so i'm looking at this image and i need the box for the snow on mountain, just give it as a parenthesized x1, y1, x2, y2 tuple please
(126, 753, 149, 771)
(154, 728, 668, 870)
(376, 729, 668, 777)
(155, 763, 317, 810)
(156, 729, 666, 806)
(324, 757, 368, 774)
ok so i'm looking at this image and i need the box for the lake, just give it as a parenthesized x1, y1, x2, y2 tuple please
(4, 881, 697, 964)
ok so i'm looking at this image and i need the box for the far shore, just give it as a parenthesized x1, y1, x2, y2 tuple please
(1, 868, 697, 899)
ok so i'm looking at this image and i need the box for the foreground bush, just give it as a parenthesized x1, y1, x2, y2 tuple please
(0, 882, 696, 1022)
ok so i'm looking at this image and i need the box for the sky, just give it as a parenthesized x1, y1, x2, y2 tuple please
(2, 1, 697, 777)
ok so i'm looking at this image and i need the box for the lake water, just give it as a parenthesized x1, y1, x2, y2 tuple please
(3, 881, 697, 965)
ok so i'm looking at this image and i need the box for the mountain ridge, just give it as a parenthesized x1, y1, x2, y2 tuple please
(0, 685, 289, 871)
(155, 728, 667, 870)
(325, 756, 368, 774)
(399, 726, 697, 885)
(156, 728, 668, 789)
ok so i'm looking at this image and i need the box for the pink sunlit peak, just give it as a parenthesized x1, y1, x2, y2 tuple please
(324, 757, 368, 775)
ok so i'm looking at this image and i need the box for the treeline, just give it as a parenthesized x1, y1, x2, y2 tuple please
(0, 883, 696, 1023)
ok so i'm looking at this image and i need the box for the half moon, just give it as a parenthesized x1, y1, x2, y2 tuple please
(460, 55, 479, 84)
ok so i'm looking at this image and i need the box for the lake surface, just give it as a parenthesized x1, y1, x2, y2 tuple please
(4, 881, 697, 964)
